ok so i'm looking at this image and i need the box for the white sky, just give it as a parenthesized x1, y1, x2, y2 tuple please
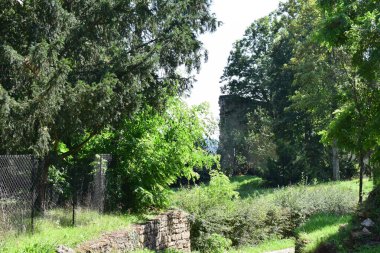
(186, 0, 282, 119)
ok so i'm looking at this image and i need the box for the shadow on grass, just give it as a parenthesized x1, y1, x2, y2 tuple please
(310, 186, 380, 253)
(296, 214, 353, 235)
(230, 176, 273, 198)
(294, 214, 353, 253)
(297, 214, 380, 253)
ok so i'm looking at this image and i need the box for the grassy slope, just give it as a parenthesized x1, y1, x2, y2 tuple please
(229, 239, 295, 253)
(0, 209, 143, 253)
(174, 176, 373, 253)
(230, 175, 373, 200)
(295, 213, 380, 253)
(1, 176, 373, 253)
(230, 177, 373, 253)
(295, 214, 352, 253)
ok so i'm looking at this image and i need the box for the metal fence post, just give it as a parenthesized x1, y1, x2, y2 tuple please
(31, 155, 36, 234)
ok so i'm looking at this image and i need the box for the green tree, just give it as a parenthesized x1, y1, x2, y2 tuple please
(220, 1, 330, 184)
(0, 0, 218, 209)
(103, 99, 219, 211)
(318, 0, 380, 81)
(317, 0, 380, 199)
(289, 0, 356, 181)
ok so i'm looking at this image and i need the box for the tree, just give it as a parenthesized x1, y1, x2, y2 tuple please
(317, 0, 380, 198)
(0, 0, 218, 210)
(220, 0, 331, 184)
(321, 76, 378, 203)
(289, 0, 356, 181)
(97, 99, 219, 211)
(318, 0, 380, 81)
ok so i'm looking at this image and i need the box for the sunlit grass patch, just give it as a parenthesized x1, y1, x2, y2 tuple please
(230, 175, 269, 198)
(0, 208, 142, 253)
(295, 214, 352, 253)
(229, 238, 295, 253)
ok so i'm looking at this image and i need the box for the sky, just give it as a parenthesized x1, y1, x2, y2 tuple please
(186, 0, 282, 119)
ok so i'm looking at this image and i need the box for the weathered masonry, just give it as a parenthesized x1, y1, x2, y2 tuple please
(58, 209, 191, 253)
(218, 95, 254, 175)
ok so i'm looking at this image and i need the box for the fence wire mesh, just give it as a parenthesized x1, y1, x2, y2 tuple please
(0, 154, 111, 234)
(0, 155, 36, 233)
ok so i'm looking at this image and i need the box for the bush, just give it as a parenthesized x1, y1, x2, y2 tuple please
(273, 184, 357, 226)
(173, 176, 358, 251)
(227, 198, 292, 245)
(201, 234, 232, 253)
(173, 171, 239, 215)
(173, 173, 291, 250)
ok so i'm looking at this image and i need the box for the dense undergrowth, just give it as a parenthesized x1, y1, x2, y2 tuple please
(172, 172, 372, 252)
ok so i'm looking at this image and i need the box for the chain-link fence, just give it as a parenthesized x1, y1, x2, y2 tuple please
(0, 154, 111, 234)
(0, 155, 36, 234)
(71, 154, 112, 225)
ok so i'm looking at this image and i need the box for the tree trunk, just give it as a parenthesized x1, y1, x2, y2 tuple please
(359, 153, 365, 204)
(332, 140, 340, 181)
(34, 154, 51, 214)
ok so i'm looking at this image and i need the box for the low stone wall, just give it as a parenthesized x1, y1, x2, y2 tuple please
(58, 210, 191, 253)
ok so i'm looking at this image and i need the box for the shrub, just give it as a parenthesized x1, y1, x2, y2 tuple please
(173, 177, 358, 251)
(273, 184, 357, 226)
(227, 198, 292, 245)
(173, 171, 239, 215)
(202, 234, 232, 253)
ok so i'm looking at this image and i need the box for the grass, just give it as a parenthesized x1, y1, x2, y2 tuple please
(295, 214, 352, 253)
(229, 175, 373, 200)
(172, 175, 373, 253)
(0, 208, 143, 253)
(130, 239, 295, 253)
(295, 213, 380, 253)
(0, 176, 374, 253)
(229, 238, 295, 253)
(230, 175, 268, 198)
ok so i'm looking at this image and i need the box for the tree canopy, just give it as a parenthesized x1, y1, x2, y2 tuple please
(220, 0, 331, 184)
(218, 0, 380, 203)
(0, 0, 218, 158)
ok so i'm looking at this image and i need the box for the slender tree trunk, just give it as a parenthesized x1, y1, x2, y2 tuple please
(359, 153, 365, 204)
(332, 140, 340, 181)
(34, 154, 51, 214)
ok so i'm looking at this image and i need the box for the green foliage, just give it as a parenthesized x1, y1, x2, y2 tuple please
(0, 0, 220, 212)
(202, 234, 232, 253)
(0, 0, 218, 158)
(219, 1, 332, 184)
(273, 184, 357, 227)
(318, 0, 380, 81)
(316, 0, 380, 187)
(102, 98, 219, 211)
(173, 171, 239, 215)
(173, 175, 359, 251)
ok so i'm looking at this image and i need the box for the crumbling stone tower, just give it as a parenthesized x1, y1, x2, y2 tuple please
(218, 95, 253, 175)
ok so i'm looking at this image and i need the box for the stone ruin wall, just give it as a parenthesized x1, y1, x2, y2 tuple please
(218, 95, 254, 175)
(58, 210, 190, 253)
